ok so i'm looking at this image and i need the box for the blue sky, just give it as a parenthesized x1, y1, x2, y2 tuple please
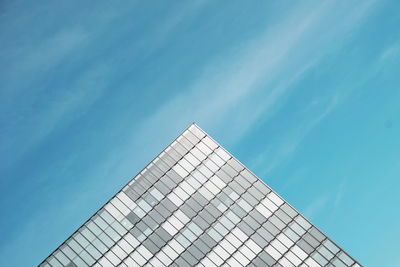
(1, 0, 399, 266)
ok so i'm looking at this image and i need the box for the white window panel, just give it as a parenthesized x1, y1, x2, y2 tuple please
(162, 221, 179, 236)
(174, 186, 190, 201)
(199, 165, 213, 179)
(279, 257, 295, 267)
(149, 256, 166, 267)
(265, 244, 281, 260)
(237, 199, 252, 213)
(198, 187, 214, 200)
(233, 251, 250, 266)
(228, 190, 239, 201)
(238, 244, 255, 260)
(208, 251, 224, 266)
(179, 180, 195, 195)
(271, 239, 288, 254)
(255, 203, 272, 218)
(205, 180, 220, 195)
(130, 251, 146, 265)
(111, 245, 127, 260)
(118, 239, 134, 254)
(98, 257, 113, 267)
(186, 176, 201, 190)
(105, 251, 120, 265)
(225, 232, 242, 248)
(202, 136, 218, 150)
(305, 257, 322, 267)
(137, 199, 152, 213)
(122, 257, 140, 267)
(210, 175, 226, 189)
(277, 232, 294, 248)
(285, 251, 302, 266)
(184, 153, 201, 167)
(204, 158, 219, 172)
(179, 157, 195, 172)
(155, 250, 172, 266)
(196, 142, 213, 156)
(225, 210, 240, 225)
(226, 257, 241, 267)
(291, 245, 308, 260)
(174, 209, 190, 224)
(192, 169, 207, 184)
(200, 256, 218, 267)
(215, 147, 230, 161)
(104, 203, 124, 221)
(149, 188, 164, 201)
(167, 192, 184, 207)
(244, 239, 262, 255)
(124, 233, 140, 249)
(136, 245, 153, 260)
(168, 239, 185, 254)
(160, 245, 179, 262)
(214, 245, 230, 260)
(167, 215, 184, 230)
(232, 227, 247, 242)
(262, 198, 278, 212)
(111, 197, 130, 216)
(191, 146, 207, 161)
(173, 164, 189, 178)
(220, 239, 236, 254)
(209, 153, 225, 167)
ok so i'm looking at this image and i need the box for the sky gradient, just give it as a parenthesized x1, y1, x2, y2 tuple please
(1, 1, 400, 266)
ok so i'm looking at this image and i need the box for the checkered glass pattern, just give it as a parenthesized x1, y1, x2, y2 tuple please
(40, 124, 361, 267)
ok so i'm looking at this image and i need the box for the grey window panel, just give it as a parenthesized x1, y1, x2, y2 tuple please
(180, 250, 198, 265)
(192, 216, 209, 231)
(126, 211, 140, 225)
(249, 209, 268, 225)
(148, 209, 165, 224)
(215, 168, 233, 183)
(200, 233, 217, 248)
(180, 203, 197, 219)
(242, 191, 259, 206)
(193, 238, 211, 254)
(221, 164, 238, 178)
(154, 227, 172, 243)
(258, 251, 276, 265)
(174, 257, 191, 267)
(192, 192, 208, 207)
(229, 180, 246, 195)
(275, 209, 292, 225)
(247, 186, 265, 201)
(204, 204, 222, 219)
(142, 238, 159, 254)
(281, 203, 297, 218)
(262, 221, 280, 236)
(237, 221, 255, 236)
(251, 232, 271, 247)
(160, 198, 177, 213)
(303, 232, 320, 248)
(235, 175, 252, 190)
(297, 239, 314, 254)
(186, 245, 204, 261)
(166, 169, 184, 184)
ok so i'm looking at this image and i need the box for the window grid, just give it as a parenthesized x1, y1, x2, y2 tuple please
(40, 124, 361, 267)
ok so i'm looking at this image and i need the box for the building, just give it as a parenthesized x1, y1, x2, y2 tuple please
(40, 124, 360, 267)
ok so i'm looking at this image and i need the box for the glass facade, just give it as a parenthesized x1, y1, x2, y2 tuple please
(39, 124, 361, 267)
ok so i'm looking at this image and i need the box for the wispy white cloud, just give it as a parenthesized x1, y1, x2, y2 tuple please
(380, 43, 400, 61)
(303, 194, 330, 220)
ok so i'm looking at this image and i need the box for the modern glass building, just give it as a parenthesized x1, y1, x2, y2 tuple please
(40, 124, 360, 267)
